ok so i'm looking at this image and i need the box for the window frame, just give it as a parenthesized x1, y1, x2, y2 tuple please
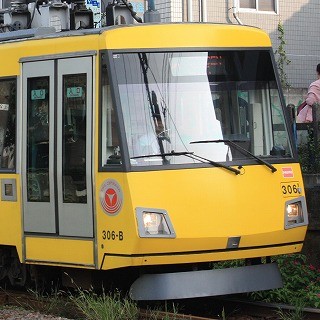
(237, 0, 279, 14)
(99, 50, 127, 172)
(100, 47, 297, 173)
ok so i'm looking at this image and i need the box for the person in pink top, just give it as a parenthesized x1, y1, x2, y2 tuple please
(306, 63, 320, 107)
(297, 64, 320, 123)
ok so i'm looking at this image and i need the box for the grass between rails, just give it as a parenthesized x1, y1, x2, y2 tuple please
(70, 289, 140, 320)
(1, 285, 183, 320)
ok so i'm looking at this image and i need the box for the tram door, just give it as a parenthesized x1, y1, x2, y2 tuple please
(22, 57, 93, 237)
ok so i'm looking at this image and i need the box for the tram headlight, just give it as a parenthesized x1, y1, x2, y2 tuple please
(284, 197, 308, 229)
(286, 203, 302, 222)
(136, 208, 176, 238)
(143, 212, 163, 234)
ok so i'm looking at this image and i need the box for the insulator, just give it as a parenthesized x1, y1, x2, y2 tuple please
(72, 0, 86, 9)
(9, 0, 28, 12)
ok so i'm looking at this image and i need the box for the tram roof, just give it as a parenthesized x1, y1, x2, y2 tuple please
(0, 22, 271, 48)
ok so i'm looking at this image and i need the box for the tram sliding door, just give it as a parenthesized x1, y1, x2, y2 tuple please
(22, 57, 94, 237)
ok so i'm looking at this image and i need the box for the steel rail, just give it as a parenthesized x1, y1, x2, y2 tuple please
(139, 309, 219, 320)
(219, 297, 320, 320)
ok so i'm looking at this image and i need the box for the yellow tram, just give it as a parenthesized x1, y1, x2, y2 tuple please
(0, 2, 308, 300)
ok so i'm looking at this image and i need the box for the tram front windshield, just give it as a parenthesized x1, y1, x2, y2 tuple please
(111, 50, 293, 167)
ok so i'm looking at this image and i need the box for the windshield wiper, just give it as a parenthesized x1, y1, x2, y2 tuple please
(131, 151, 193, 159)
(131, 151, 241, 175)
(185, 153, 241, 175)
(190, 139, 277, 173)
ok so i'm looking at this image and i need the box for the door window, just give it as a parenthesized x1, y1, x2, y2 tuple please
(62, 74, 87, 203)
(27, 77, 50, 202)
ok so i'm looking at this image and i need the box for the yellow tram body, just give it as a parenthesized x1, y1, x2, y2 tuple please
(0, 22, 308, 299)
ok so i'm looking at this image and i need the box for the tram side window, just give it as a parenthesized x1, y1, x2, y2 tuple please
(0, 79, 16, 170)
(101, 65, 122, 167)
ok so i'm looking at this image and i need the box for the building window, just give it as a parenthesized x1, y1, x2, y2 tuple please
(239, 0, 277, 13)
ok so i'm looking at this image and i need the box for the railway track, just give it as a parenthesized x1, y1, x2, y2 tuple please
(140, 309, 217, 320)
(141, 297, 320, 319)
(219, 297, 320, 320)
(0, 289, 218, 319)
(1, 289, 320, 319)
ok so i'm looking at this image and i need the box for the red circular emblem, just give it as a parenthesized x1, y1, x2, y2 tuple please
(100, 180, 123, 216)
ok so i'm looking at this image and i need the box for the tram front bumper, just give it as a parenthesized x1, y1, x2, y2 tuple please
(129, 263, 282, 300)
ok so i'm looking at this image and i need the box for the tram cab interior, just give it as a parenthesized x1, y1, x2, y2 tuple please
(212, 82, 276, 159)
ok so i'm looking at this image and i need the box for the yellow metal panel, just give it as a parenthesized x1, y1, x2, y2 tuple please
(0, 35, 99, 76)
(25, 237, 94, 266)
(104, 24, 271, 49)
(138, 243, 304, 266)
(126, 163, 305, 238)
(95, 163, 306, 270)
(0, 175, 23, 260)
(95, 172, 138, 269)
(101, 244, 303, 269)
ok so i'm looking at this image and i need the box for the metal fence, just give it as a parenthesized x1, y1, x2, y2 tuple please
(293, 106, 320, 174)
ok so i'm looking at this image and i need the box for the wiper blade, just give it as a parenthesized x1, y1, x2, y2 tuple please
(131, 151, 241, 175)
(185, 153, 241, 175)
(131, 151, 193, 159)
(191, 139, 277, 173)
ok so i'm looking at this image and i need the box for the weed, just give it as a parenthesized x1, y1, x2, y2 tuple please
(70, 288, 139, 320)
(249, 254, 320, 308)
(276, 302, 305, 320)
(26, 286, 75, 318)
(212, 254, 320, 309)
(141, 302, 182, 320)
(221, 307, 226, 320)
